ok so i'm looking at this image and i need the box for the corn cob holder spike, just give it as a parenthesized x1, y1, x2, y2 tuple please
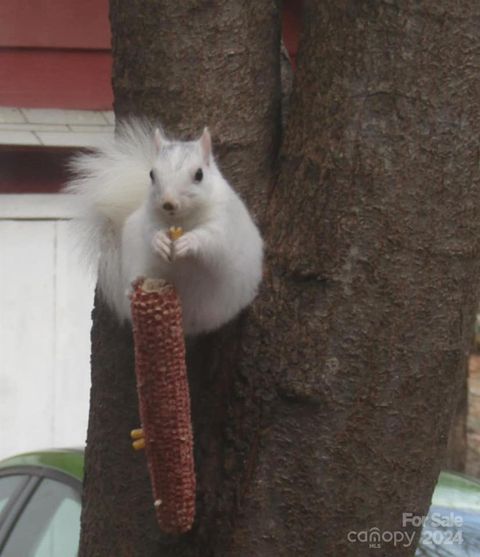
(130, 226, 196, 534)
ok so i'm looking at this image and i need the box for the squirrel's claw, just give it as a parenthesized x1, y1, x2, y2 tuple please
(152, 231, 172, 261)
(174, 233, 199, 259)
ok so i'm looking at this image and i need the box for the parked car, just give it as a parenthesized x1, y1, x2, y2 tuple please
(1, 447, 480, 556)
(0, 449, 83, 557)
(416, 471, 480, 556)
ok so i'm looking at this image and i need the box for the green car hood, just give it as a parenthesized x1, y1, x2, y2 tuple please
(0, 448, 84, 481)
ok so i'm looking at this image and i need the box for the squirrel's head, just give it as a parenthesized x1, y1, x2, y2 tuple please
(148, 127, 216, 221)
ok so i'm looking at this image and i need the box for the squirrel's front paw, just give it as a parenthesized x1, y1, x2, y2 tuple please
(152, 231, 172, 261)
(173, 232, 200, 259)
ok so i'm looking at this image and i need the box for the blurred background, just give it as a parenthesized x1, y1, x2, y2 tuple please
(2, 3, 480, 556)
(0, 0, 302, 459)
(3, 0, 480, 483)
(0, 0, 114, 459)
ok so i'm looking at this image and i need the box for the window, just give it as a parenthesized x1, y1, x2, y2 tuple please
(0, 194, 94, 459)
(2, 477, 81, 557)
(0, 475, 26, 515)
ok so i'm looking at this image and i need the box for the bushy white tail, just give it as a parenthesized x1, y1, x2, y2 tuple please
(65, 119, 158, 316)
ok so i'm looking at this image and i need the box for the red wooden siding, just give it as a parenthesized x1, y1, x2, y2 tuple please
(0, 50, 113, 109)
(0, 0, 110, 49)
(283, 0, 303, 69)
(0, 0, 112, 109)
(0, 148, 75, 193)
(0, 0, 302, 110)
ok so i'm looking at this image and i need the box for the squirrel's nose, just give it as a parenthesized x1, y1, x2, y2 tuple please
(163, 201, 176, 212)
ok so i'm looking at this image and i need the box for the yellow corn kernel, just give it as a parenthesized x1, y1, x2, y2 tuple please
(169, 226, 183, 241)
(132, 438, 146, 451)
(130, 428, 144, 440)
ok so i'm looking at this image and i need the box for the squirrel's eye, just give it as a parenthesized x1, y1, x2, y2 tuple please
(194, 168, 203, 183)
(149, 170, 154, 181)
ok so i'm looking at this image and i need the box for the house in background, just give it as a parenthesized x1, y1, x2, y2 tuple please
(0, 0, 113, 459)
(0, 0, 303, 459)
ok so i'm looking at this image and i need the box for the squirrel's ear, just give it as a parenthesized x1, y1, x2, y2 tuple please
(199, 127, 211, 165)
(154, 128, 164, 153)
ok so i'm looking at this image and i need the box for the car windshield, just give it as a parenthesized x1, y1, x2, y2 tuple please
(0, 475, 27, 515)
(2, 477, 81, 557)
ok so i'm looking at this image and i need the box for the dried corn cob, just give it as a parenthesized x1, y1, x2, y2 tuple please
(130, 277, 195, 534)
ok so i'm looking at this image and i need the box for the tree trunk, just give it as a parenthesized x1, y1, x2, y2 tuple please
(79, 1, 280, 556)
(445, 359, 468, 472)
(254, 2, 480, 555)
(80, 1, 480, 556)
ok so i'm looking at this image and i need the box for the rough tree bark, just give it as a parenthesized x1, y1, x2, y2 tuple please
(79, 1, 281, 556)
(80, 1, 480, 556)
(445, 360, 468, 472)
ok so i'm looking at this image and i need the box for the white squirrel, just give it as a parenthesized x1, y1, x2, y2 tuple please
(67, 120, 263, 335)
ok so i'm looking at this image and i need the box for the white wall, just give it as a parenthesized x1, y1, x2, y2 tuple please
(0, 195, 94, 459)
